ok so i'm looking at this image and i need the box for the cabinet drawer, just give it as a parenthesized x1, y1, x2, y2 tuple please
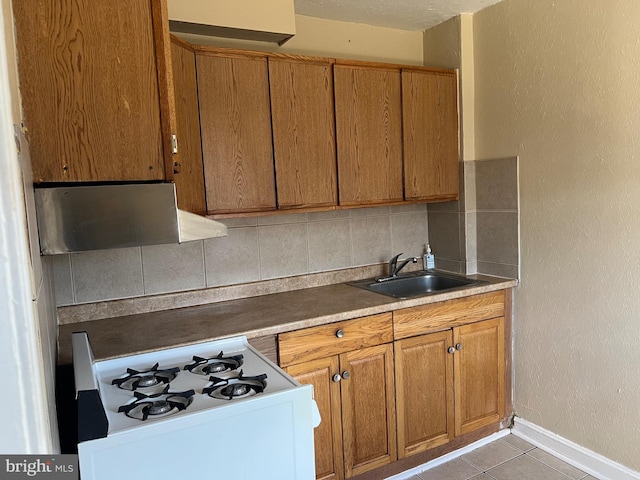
(278, 313, 393, 367)
(393, 290, 505, 340)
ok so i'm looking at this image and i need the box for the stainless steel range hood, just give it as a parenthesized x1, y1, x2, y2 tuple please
(35, 183, 227, 255)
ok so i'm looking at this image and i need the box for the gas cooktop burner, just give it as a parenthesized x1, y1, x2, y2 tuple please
(111, 363, 179, 391)
(117, 386, 195, 420)
(184, 352, 244, 376)
(203, 370, 267, 400)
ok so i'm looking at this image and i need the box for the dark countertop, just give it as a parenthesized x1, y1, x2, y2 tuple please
(58, 275, 517, 365)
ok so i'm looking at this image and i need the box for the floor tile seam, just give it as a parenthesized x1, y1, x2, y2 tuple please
(459, 455, 485, 474)
(523, 451, 585, 480)
(464, 450, 528, 472)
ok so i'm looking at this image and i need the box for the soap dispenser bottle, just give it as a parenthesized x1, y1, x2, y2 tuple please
(424, 244, 435, 270)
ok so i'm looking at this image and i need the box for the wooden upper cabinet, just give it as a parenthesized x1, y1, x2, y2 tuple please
(269, 58, 337, 209)
(334, 64, 403, 206)
(13, 0, 175, 183)
(196, 51, 276, 214)
(170, 36, 206, 215)
(403, 69, 460, 201)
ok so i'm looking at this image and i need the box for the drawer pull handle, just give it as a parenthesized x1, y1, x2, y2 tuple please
(335, 329, 345, 339)
(341, 371, 351, 380)
(332, 374, 342, 383)
(447, 346, 456, 354)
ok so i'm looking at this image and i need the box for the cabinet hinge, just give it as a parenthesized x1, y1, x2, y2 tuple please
(171, 134, 178, 154)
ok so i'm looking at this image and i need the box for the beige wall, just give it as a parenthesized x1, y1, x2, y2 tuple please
(177, 14, 423, 65)
(473, 0, 640, 470)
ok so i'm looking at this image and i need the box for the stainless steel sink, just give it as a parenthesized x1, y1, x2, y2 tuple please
(347, 271, 483, 299)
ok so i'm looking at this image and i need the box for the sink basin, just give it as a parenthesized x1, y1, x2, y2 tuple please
(348, 271, 483, 299)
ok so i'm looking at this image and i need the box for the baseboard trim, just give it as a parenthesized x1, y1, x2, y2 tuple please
(511, 417, 640, 480)
(385, 430, 510, 480)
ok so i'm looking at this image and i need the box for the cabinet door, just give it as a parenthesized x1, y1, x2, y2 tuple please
(340, 343, 396, 477)
(402, 69, 459, 201)
(454, 317, 505, 436)
(269, 58, 337, 209)
(334, 65, 403, 206)
(286, 357, 344, 480)
(170, 37, 206, 215)
(196, 52, 276, 214)
(395, 331, 454, 458)
(14, 0, 171, 183)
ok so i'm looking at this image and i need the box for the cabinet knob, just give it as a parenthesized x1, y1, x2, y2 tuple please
(341, 371, 351, 380)
(455, 343, 463, 351)
(447, 346, 456, 354)
(335, 329, 345, 339)
(332, 374, 342, 383)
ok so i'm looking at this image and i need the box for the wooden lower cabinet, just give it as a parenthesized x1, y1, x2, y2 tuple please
(280, 291, 509, 479)
(394, 317, 505, 458)
(286, 357, 344, 480)
(280, 318, 396, 480)
(454, 317, 505, 436)
(340, 344, 396, 477)
(395, 330, 454, 458)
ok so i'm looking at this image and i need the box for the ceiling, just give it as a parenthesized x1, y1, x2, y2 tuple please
(294, 0, 504, 31)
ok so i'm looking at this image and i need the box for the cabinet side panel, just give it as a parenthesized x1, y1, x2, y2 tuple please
(196, 53, 276, 213)
(14, 0, 165, 182)
(170, 38, 206, 214)
(269, 59, 337, 209)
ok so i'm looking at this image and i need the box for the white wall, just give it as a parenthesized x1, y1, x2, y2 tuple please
(0, 0, 60, 453)
(177, 13, 424, 65)
(472, 0, 640, 471)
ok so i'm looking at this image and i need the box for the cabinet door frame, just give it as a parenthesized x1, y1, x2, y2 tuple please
(453, 317, 505, 436)
(395, 330, 454, 458)
(340, 343, 397, 477)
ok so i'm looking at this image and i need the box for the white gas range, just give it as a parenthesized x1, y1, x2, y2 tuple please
(72, 332, 319, 479)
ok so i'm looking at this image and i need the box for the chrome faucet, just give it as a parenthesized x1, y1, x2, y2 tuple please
(386, 253, 418, 278)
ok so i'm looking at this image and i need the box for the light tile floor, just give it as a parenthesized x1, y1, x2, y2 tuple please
(406, 434, 599, 480)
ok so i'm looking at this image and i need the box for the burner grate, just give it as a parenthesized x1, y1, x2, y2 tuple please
(117, 386, 195, 421)
(184, 352, 244, 376)
(111, 363, 179, 391)
(203, 370, 267, 400)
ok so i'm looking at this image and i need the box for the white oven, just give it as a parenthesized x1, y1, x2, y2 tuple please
(72, 332, 319, 479)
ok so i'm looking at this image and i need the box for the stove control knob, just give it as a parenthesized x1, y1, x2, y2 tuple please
(335, 329, 345, 338)
(332, 374, 342, 383)
(341, 371, 351, 380)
